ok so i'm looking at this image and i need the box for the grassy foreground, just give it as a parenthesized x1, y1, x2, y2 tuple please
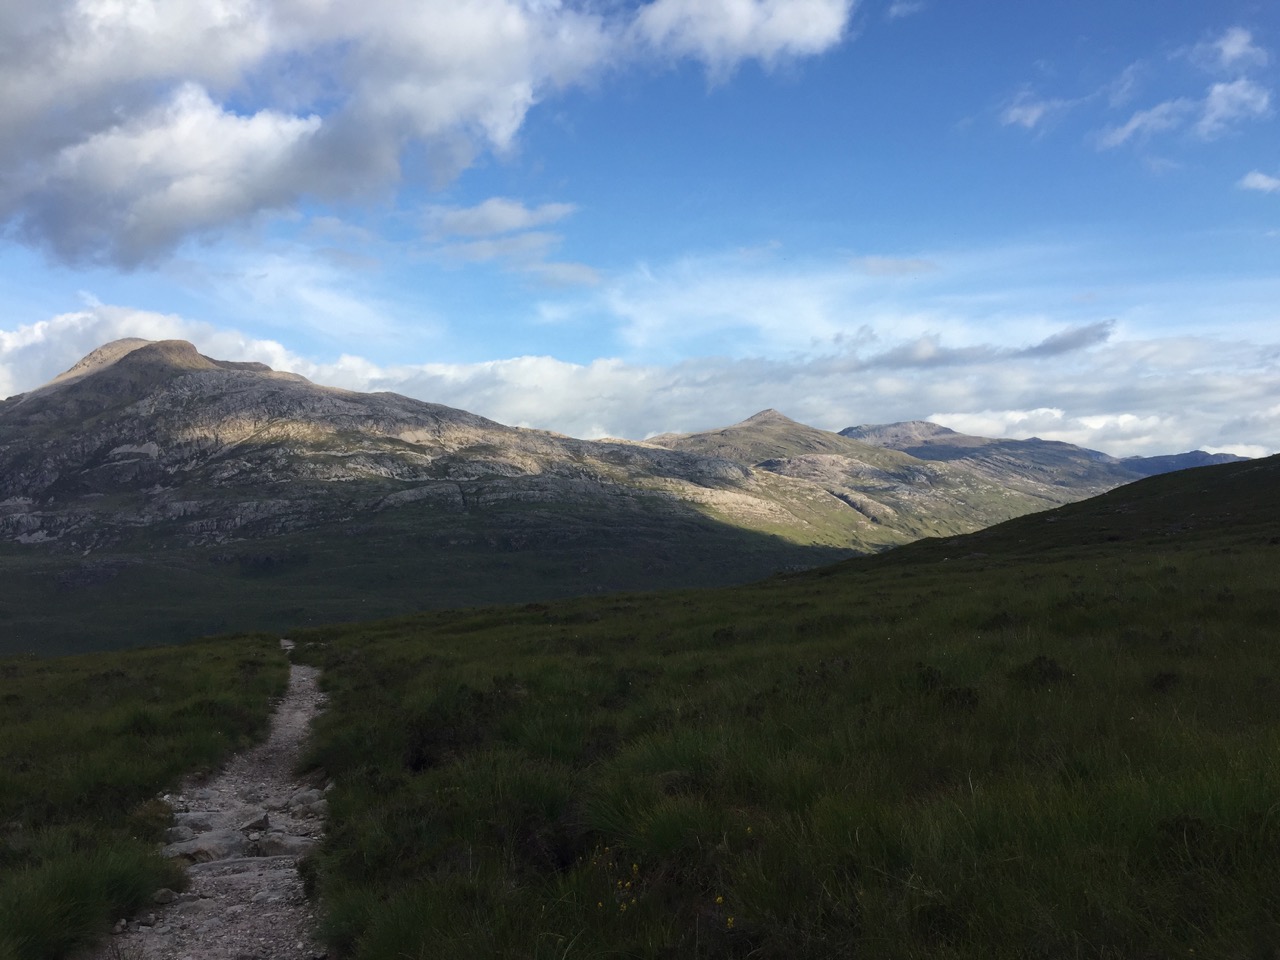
(0, 636, 287, 960)
(292, 459, 1280, 958)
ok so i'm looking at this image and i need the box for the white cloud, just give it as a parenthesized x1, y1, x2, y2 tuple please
(1097, 98, 1194, 148)
(429, 198, 578, 238)
(0, 304, 294, 400)
(528, 261, 603, 287)
(1019, 28, 1274, 153)
(631, 0, 853, 77)
(886, 1, 925, 20)
(444, 231, 563, 264)
(0, 0, 855, 266)
(17, 84, 321, 267)
(855, 256, 939, 277)
(1000, 89, 1072, 130)
(1192, 26, 1269, 73)
(929, 408, 1173, 453)
(571, 243, 1124, 359)
(1107, 63, 1144, 108)
(1240, 170, 1280, 193)
(425, 201, 600, 286)
(3, 298, 1278, 457)
(1096, 80, 1270, 149)
(1194, 78, 1271, 139)
(1204, 443, 1272, 459)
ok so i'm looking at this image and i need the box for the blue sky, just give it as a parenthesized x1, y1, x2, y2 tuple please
(1, 0, 1277, 455)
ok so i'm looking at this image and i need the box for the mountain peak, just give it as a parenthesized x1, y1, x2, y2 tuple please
(46, 337, 156, 388)
(7, 339, 299, 416)
(739, 409, 799, 427)
(44, 339, 223, 389)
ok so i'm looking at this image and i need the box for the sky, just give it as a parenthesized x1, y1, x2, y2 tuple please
(1, 0, 1277, 457)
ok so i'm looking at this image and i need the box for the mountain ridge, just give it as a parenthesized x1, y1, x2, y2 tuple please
(843, 419, 1246, 476)
(0, 339, 1256, 652)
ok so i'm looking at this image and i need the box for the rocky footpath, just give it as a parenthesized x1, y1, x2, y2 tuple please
(82, 643, 328, 960)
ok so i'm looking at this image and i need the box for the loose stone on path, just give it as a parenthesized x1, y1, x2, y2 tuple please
(81, 640, 329, 960)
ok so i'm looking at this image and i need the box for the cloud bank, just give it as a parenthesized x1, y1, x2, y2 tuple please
(3, 302, 1276, 459)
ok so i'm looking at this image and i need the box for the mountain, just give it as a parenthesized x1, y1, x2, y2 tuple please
(841, 420, 1246, 496)
(649, 409, 1077, 539)
(0, 341, 1250, 653)
(0, 339, 775, 548)
(1119, 450, 1250, 477)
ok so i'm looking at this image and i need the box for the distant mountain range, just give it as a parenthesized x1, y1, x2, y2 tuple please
(841, 418, 1243, 483)
(0, 340, 1248, 653)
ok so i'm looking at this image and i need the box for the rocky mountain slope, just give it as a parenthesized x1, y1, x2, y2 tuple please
(0, 340, 1249, 653)
(842, 420, 1246, 496)
(651, 409, 1094, 541)
(0, 339, 784, 550)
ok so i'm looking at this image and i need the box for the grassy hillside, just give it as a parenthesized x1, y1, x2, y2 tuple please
(287, 456, 1280, 958)
(0, 637, 287, 960)
(4, 457, 1274, 958)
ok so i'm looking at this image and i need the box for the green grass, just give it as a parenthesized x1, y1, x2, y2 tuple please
(2, 458, 1275, 957)
(0, 636, 288, 960)
(289, 458, 1280, 958)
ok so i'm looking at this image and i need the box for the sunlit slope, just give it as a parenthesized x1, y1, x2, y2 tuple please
(843, 419, 1247, 497)
(651, 408, 1086, 539)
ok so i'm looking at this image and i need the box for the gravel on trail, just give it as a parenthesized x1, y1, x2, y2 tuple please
(81, 640, 329, 960)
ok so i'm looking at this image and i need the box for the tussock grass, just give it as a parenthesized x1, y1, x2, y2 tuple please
(293, 460, 1280, 958)
(0, 635, 287, 960)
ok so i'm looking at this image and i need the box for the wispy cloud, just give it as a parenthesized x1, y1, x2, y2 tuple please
(1020, 319, 1116, 357)
(1190, 26, 1270, 73)
(426, 197, 599, 286)
(886, 1, 926, 21)
(1096, 78, 1271, 149)
(1194, 79, 1271, 139)
(1006, 25, 1274, 155)
(1000, 88, 1075, 130)
(427, 198, 578, 238)
(1107, 63, 1145, 108)
(854, 256, 939, 277)
(1097, 98, 1194, 148)
(1239, 170, 1280, 193)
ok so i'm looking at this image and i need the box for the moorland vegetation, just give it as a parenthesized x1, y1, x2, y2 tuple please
(2, 454, 1277, 959)
(287, 454, 1280, 958)
(0, 638, 287, 960)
